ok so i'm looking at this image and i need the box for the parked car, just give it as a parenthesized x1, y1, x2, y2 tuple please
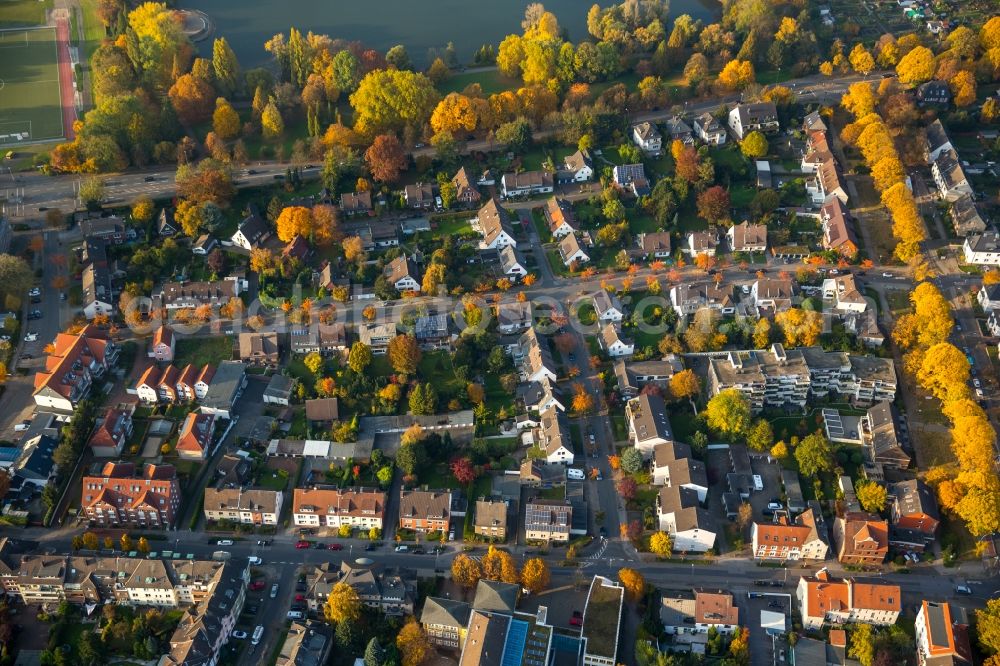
(766, 501, 783, 511)
(217, 539, 233, 546)
(955, 585, 972, 595)
(232, 630, 248, 639)
(248, 556, 263, 565)
(287, 611, 303, 620)
(23, 332, 37, 342)
(28, 287, 40, 297)
(270, 584, 279, 598)
(295, 541, 311, 549)
(295, 594, 305, 602)
(328, 543, 343, 551)
(570, 611, 583, 626)
(395, 545, 409, 553)
(249, 581, 265, 591)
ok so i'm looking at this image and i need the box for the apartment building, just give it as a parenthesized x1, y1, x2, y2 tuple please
(796, 569, 901, 629)
(660, 589, 740, 651)
(525, 500, 572, 543)
(889, 479, 939, 553)
(81, 461, 180, 528)
(751, 509, 829, 561)
(833, 512, 889, 565)
(203, 487, 283, 525)
(656, 485, 716, 553)
(915, 601, 972, 666)
(625, 393, 674, 457)
(292, 487, 385, 530)
(398, 489, 451, 532)
(581, 576, 625, 666)
(474, 498, 508, 541)
(33, 325, 119, 412)
(304, 559, 415, 616)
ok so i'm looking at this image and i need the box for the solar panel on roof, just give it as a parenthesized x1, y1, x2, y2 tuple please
(501, 619, 529, 666)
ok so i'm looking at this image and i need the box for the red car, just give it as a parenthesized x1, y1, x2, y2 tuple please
(249, 581, 266, 591)
(295, 540, 311, 549)
(328, 543, 343, 551)
(570, 611, 583, 627)
(295, 594, 305, 602)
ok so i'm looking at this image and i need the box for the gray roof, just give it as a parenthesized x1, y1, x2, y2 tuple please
(263, 374, 295, 400)
(201, 361, 246, 411)
(472, 579, 519, 614)
(658, 485, 715, 534)
(421, 596, 471, 629)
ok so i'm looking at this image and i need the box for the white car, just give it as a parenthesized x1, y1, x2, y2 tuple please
(394, 545, 408, 553)
(882, 272, 893, 278)
(766, 501, 783, 511)
(23, 332, 37, 342)
(232, 630, 248, 639)
(286, 611, 303, 620)
(270, 583, 279, 598)
(28, 287, 40, 297)
(567, 468, 586, 480)
(248, 556, 263, 565)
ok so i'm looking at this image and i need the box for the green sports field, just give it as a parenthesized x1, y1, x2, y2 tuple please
(0, 26, 64, 144)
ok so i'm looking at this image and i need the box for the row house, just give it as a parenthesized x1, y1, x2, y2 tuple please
(796, 569, 900, 630)
(203, 487, 283, 525)
(512, 327, 557, 383)
(292, 486, 385, 530)
(651, 451, 708, 502)
(81, 255, 115, 321)
(79, 216, 136, 244)
(33, 325, 119, 413)
(962, 230, 1000, 265)
(476, 198, 517, 250)
(819, 197, 859, 258)
(305, 559, 414, 616)
(136, 363, 215, 404)
(398, 489, 451, 532)
(650, 442, 693, 485)
(159, 278, 242, 310)
(727, 102, 779, 140)
(517, 375, 564, 414)
(889, 479, 939, 553)
(751, 509, 829, 561)
(177, 411, 216, 460)
(932, 148, 973, 202)
(82, 461, 180, 528)
(925, 119, 953, 162)
(536, 407, 574, 465)
(289, 323, 348, 356)
(950, 194, 987, 237)
(162, 559, 248, 666)
(806, 160, 849, 206)
(421, 597, 472, 650)
(500, 171, 553, 198)
(656, 485, 716, 552)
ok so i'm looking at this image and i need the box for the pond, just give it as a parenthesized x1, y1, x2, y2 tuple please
(183, 0, 722, 68)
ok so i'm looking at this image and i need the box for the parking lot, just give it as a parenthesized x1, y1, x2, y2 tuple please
(744, 586, 793, 666)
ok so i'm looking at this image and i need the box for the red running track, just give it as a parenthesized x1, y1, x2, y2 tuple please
(54, 17, 76, 140)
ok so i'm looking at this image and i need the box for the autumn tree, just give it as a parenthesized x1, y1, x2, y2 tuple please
(520, 557, 550, 594)
(481, 545, 519, 584)
(350, 69, 439, 137)
(348, 342, 372, 373)
(696, 186, 731, 223)
(746, 419, 773, 452)
(137, 537, 150, 554)
(324, 582, 362, 624)
(365, 134, 408, 183)
(275, 205, 313, 242)
(450, 457, 477, 485)
(212, 97, 241, 140)
(849, 623, 876, 666)
(740, 131, 768, 158)
(896, 45, 935, 85)
(795, 432, 833, 477)
(571, 383, 595, 414)
(775, 308, 822, 346)
(856, 481, 888, 513)
(451, 554, 483, 588)
(649, 531, 672, 557)
(849, 43, 876, 75)
(915, 343, 969, 403)
(717, 59, 755, 90)
(261, 100, 285, 139)
(950, 70, 977, 107)
(131, 197, 155, 223)
(705, 389, 751, 439)
(618, 568, 645, 601)
(388, 334, 421, 374)
(169, 73, 215, 125)
(396, 617, 434, 666)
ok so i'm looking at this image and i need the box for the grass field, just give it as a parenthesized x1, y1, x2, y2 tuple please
(0, 0, 52, 27)
(0, 26, 64, 143)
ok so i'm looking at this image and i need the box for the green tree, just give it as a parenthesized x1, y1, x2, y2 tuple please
(348, 342, 372, 373)
(856, 481, 888, 513)
(620, 447, 643, 474)
(79, 176, 106, 206)
(386, 44, 411, 70)
(350, 69, 438, 137)
(740, 131, 768, 158)
(848, 623, 875, 666)
(494, 118, 532, 151)
(795, 432, 833, 477)
(364, 638, 385, 666)
(396, 441, 424, 475)
(704, 389, 751, 439)
(0, 255, 33, 303)
(746, 419, 773, 452)
(211, 37, 242, 97)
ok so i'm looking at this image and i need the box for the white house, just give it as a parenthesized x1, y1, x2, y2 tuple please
(538, 408, 574, 465)
(231, 212, 272, 251)
(823, 275, 867, 314)
(599, 323, 634, 358)
(963, 231, 1000, 265)
(625, 393, 673, 457)
(727, 221, 767, 253)
(632, 121, 662, 154)
(543, 197, 578, 239)
(476, 199, 518, 250)
(693, 112, 726, 145)
(925, 119, 953, 162)
(558, 149, 594, 182)
(558, 233, 590, 266)
(657, 485, 716, 552)
(932, 149, 973, 202)
(499, 246, 528, 278)
(796, 570, 900, 630)
(385, 255, 421, 293)
(592, 290, 624, 322)
(82, 264, 114, 321)
(979, 284, 1000, 312)
(684, 230, 718, 257)
(727, 102, 779, 140)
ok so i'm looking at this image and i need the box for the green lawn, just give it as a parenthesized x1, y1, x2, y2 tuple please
(78, 0, 106, 63)
(438, 68, 518, 96)
(0, 26, 65, 143)
(0, 0, 52, 26)
(417, 351, 465, 402)
(173, 336, 234, 368)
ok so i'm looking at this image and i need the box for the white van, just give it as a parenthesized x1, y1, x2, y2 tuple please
(566, 468, 585, 481)
(252, 625, 264, 645)
(286, 610, 304, 620)
(217, 539, 234, 546)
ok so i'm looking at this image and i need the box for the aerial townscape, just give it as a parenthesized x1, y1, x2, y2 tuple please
(2, 0, 1000, 665)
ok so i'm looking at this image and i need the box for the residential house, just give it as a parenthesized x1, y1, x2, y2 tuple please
(177, 412, 216, 460)
(951, 194, 987, 237)
(646, 439, 695, 479)
(806, 158, 849, 206)
(305, 559, 414, 616)
(660, 590, 740, 653)
(157, 208, 179, 236)
(238, 332, 279, 366)
(204, 487, 283, 525)
(88, 406, 134, 457)
(916, 80, 951, 105)
(694, 112, 726, 145)
(592, 290, 625, 322)
(451, 167, 481, 207)
(262, 374, 295, 406)
(963, 230, 1000, 265)
(614, 357, 681, 400)
(632, 121, 662, 154)
(727, 221, 767, 253)
(543, 197, 577, 238)
(926, 119, 954, 162)
(498, 246, 527, 279)
(581, 576, 625, 666)
(422, 597, 472, 650)
(519, 459, 566, 488)
(496, 301, 533, 334)
(915, 601, 972, 666)
(385, 255, 421, 293)
(275, 622, 332, 666)
(796, 569, 901, 629)
(81, 262, 114, 321)
(159, 279, 241, 310)
(198, 360, 246, 419)
(290, 323, 348, 356)
(656, 485, 716, 552)
(537, 407, 574, 465)
(727, 102, 779, 140)
(33, 325, 118, 413)
(359, 323, 396, 355)
(473, 499, 507, 541)
(194, 364, 215, 400)
(404, 182, 435, 209)
(282, 235, 310, 263)
(599, 322, 634, 357)
(803, 110, 828, 134)
(231, 211, 272, 251)
(304, 398, 339, 427)
(176, 364, 200, 402)
(932, 149, 973, 201)
(150, 325, 175, 361)
(664, 116, 694, 145)
(751, 509, 829, 561)
(684, 229, 718, 257)
(476, 199, 518, 250)
(751, 278, 796, 313)
(861, 402, 910, 470)
(524, 499, 571, 542)
(79, 216, 135, 244)
(293, 487, 385, 530)
(557, 149, 594, 182)
(500, 171, 553, 198)
(340, 191, 373, 216)
(365, 220, 400, 248)
(833, 512, 889, 565)
(192, 234, 217, 255)
(654, 454, 708, 503)
(513, 328, 557, 383)
(669, 283, 734, 318)
(756, 160, 772, 188)
(820, 196, 859, 258)
(980, 283, 1000, 312)
(558, 233, 590, 266)
(81, 461, 180, 528)
(517, 376, 564, 413)
(823, 275, 867, 314)
(801, 127, 834, 173)
(636, 231, 672, 260)
(412, 314, 450, 351)
(889, 479, 939, 553)
(625, 393, 673, 457)
(398, 489, 451, 532)
(612, 163, 651, 197)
